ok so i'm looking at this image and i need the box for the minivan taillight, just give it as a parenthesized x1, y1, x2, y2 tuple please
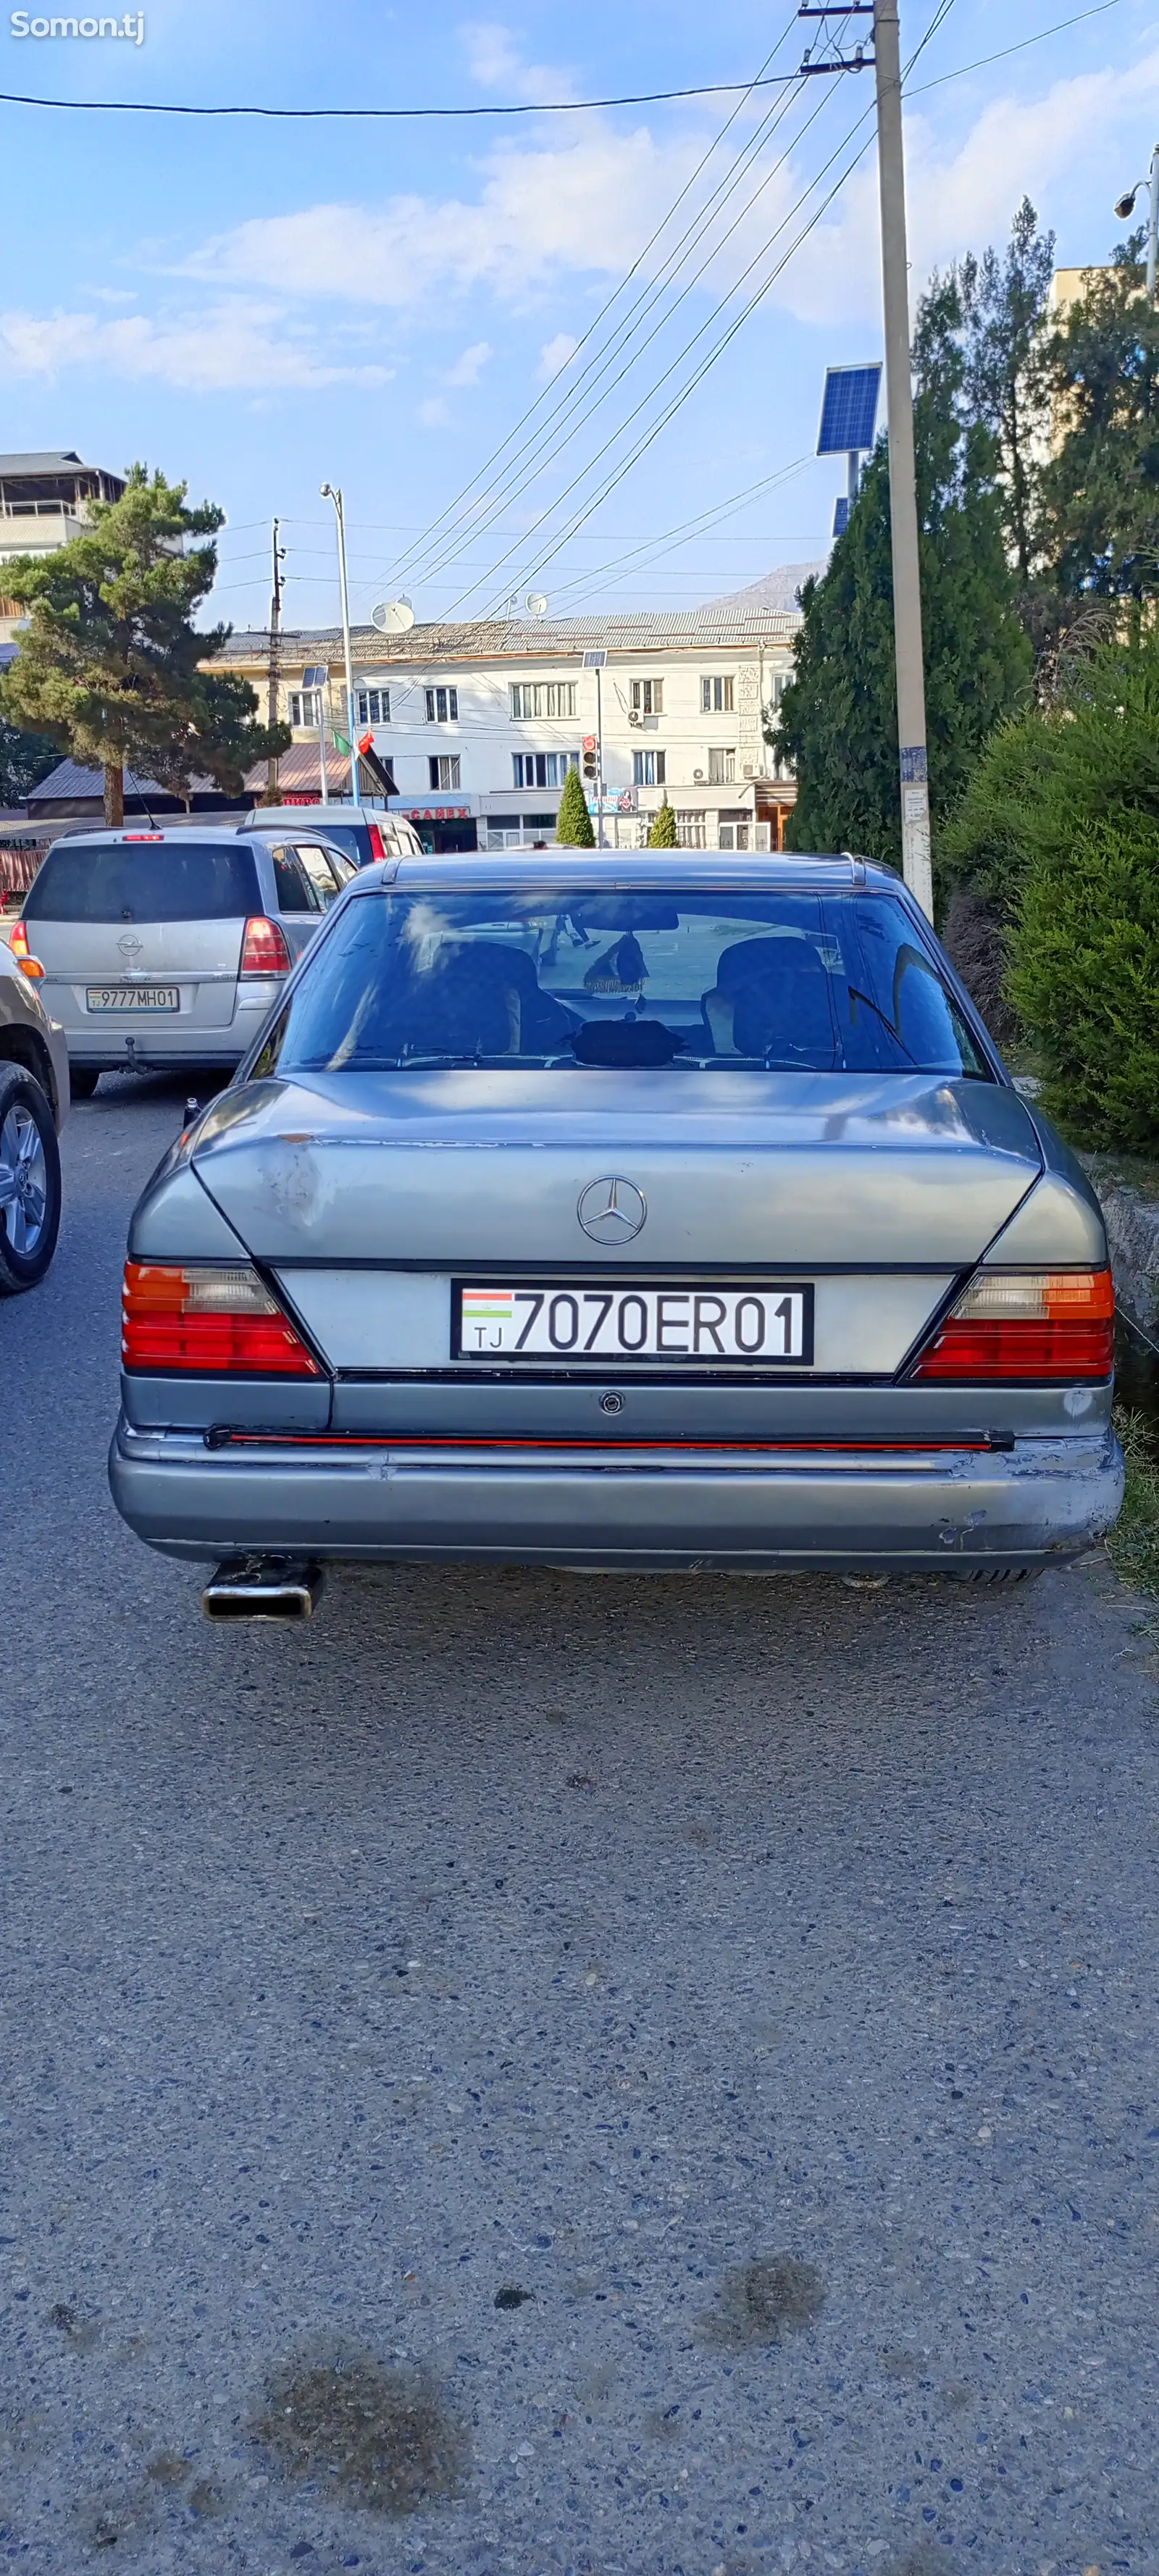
(913, 1268, 1115, 1381)
(367, 821, 387, 861)
(122, 1263, 321, 1376)
(240, 915, 290, 976)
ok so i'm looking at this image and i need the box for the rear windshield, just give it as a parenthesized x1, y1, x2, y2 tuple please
(24, 840, 261, 924)
(299, 821, 369, 869)
(252, 887, 992, 1079)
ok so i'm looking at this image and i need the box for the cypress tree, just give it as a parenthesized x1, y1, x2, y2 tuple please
(556, 765, 595, 847)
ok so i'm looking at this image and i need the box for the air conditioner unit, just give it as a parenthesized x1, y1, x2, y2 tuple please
(627, 708, 642, 727)
(742, 763, 755, 779)
(693, 768, 704, 782)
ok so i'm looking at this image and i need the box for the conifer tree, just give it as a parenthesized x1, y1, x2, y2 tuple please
(555, 764, 595, 847)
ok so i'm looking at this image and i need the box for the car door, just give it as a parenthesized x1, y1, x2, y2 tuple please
(267, 842, 326, 962)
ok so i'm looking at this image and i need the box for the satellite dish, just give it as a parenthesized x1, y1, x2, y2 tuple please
(526, 593, 548, 619)
(370, 598, 416, 634)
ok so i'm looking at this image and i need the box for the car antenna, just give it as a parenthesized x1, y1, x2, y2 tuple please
(126, 764, 161, 832)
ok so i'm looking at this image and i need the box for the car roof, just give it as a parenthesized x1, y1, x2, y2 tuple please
(48, 826, 265, 848)
(241, 806, 373, 828)
(349, 850, 898, 895)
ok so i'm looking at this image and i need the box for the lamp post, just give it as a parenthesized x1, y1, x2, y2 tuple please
(320, 482, 361, 810)
(1114, 146, 1159, 303)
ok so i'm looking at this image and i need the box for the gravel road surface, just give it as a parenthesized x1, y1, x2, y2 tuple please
(1, 1075, 1156, 2576)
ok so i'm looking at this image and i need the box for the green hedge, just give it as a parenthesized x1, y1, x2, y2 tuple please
(1008, 814, 1159, 1150)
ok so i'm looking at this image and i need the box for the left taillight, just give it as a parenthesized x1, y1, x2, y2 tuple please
(913, 1268, 1115, 1382)
(240, 915, 291, 977)
(122, 1262, 321, 1376)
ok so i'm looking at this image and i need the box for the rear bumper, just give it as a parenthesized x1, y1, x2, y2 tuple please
(108, 1420, 1125, 1573)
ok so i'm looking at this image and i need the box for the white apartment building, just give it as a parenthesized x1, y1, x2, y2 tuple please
(0, 451, 127, 643)
(227, 603, 800, 851)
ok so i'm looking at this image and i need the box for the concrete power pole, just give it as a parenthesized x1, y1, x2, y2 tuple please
(264, 517, 285, 807)
(873, 0, 932, 918)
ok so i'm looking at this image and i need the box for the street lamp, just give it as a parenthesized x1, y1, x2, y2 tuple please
(319, 482, 361, 811)
(1114, 144, 1159, 304)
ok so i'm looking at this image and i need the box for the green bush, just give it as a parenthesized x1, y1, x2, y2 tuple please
(555, 766, 594, 847)
(1008, 812, 1159, 1150)
(937, 711, 1055, 915)
(647, 796, 677, 848)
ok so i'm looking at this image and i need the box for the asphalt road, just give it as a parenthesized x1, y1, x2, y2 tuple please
(2, 1074, 1157, 2576)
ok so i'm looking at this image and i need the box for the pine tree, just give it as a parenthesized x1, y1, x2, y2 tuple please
(647, 794, 678, 847)
(1037, 233, 1159, 614)
(773, 276, 1031, 871)
(0, 464, 288, 825)
(958, 196, 1055, 587)
(556, 764, 595, 847)
(0, 712, 59, 806)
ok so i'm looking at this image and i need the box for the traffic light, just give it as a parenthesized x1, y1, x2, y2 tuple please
(582, 733, 598, 780)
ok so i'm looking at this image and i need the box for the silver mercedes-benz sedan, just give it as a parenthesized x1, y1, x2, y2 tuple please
(108, 853, 1124, 1615)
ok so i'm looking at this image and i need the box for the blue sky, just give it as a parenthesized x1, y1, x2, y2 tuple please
(2, 0, 1157, 632)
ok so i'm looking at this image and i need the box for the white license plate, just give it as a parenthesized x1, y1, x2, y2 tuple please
(454, 1281, 813, 1364)
(85, 986, 180, 1012)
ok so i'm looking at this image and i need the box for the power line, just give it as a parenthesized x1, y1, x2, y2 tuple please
(470, 0, 958, 619)
(0, 69, 810, 120)
(385, 11, 808, 595)
(0, 0, 1119, 120)
(393, 75, 829, 601)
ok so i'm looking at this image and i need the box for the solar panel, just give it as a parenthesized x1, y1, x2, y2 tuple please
(833, 496, 850, 538)
(817, 364, 882, 456)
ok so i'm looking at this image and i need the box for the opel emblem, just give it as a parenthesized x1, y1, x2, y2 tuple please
(577, 1175, 647, 1245)
(117, 932, 143, 958)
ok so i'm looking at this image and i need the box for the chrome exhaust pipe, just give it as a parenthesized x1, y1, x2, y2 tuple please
(201, 1555, 325, 1621)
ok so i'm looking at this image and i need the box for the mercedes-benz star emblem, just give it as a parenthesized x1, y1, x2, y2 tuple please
(577, 1175, 647, 1245)
(117, 932, 143, 958)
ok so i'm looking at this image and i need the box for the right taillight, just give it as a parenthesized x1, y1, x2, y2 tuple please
(122, 1262, 321, 1376)
(367, 821, 387, 861)
(913, 1268, 1115, 1381)
(240, 915, 290, 977)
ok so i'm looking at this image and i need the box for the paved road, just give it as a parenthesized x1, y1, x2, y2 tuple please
(2, 1076, 1157, 2576)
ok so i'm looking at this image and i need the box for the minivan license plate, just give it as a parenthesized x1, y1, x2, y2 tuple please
(85, 987, 180, 1011)
(454, 1281, 813, 1364)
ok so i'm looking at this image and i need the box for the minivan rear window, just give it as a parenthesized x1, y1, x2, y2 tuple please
(24, 841, 261, 924)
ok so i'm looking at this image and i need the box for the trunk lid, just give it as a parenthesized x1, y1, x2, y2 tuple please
(190, 1068, 1042, 1267)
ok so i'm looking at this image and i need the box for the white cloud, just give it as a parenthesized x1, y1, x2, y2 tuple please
(459, 18, 573, 104)
(0, 300, 393, 392)
(538, 330, 579, 380)
(444, 338, 492, 386)
(185, 125, 700, 311)
(417, 395, 451, 426)
(774, 51, 1159, 327)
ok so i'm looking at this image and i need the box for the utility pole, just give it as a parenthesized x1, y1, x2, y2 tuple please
(263, 517, 285, 806)
(873, 0, 932, 917)
(798, 0, 932, 918)
(321, 482, 362, 811)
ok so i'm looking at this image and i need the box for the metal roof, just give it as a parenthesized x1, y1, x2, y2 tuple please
(0, 451, 124, 481)
(27, 756, 217, 803)
(223, 603, 803, 666)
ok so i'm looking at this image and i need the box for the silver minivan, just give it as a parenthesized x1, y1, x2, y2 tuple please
(11, 826, 356, 1095)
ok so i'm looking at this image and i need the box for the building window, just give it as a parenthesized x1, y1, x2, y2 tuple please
(356, 687, 389, 724)
(630, 678, 664, 715)
(512, 750, 580, 789)
(509, 681, 577, 719)
(429, 754, 461, 790)
(632, 750, 666, 787)
(769, 674, 790, 709)
(708, 747, 736, 784)
(676, 809, 706, 849)
(700, 675, 734, 713)
(288, 689, 322, 729)
(424, 685, 459, 723)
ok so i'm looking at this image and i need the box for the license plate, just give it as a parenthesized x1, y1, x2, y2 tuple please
(85, 986, 180, 1012)
(453, 1281, 813, 1364)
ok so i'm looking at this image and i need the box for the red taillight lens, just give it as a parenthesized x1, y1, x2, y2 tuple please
(122, 1262, 321, 1376)
(240, 915, 290, 976)
(913, 1268, 1115, 1381)
(7, 920, 29, 957)
(367, 821, 386, 861)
